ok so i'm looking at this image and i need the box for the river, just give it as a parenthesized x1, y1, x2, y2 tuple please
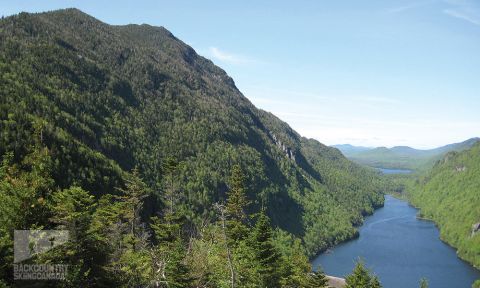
(377, 168, 412, 174)
(312, 195, 480, 288)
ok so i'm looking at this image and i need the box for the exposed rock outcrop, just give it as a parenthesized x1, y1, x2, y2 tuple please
(472, 222, 480, 237)
(455, 165, 466, 172)
(326, 275, 346, 288)
(271, 133, 296, 161)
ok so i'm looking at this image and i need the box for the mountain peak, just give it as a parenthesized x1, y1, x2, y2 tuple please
(0, 9, 384, 259)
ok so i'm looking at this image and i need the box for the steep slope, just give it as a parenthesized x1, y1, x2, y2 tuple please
(341, 138, 479, 170)
(0, 9, 385, 256)
(407, 142, 480, 268)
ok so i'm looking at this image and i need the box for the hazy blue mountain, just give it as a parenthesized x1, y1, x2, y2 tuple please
(336, 138, 480, 170)
(332, 144, 373, 156)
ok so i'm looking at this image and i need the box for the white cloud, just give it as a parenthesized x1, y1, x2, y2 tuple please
(386, 1, 431, 14)
(385, 0, 435, 14)
(208, 47, 253, 65)
(444, 8, 480, 25)
(443, 0, 480, 25)
(385, 0, 480, 26)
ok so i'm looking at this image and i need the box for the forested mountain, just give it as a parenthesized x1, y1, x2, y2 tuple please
(336, 138, 479, 170)
(0, 9, 388, 286)
(406, 142, 480, 270)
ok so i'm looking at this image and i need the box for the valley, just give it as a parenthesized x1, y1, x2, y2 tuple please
(0, 5, 478, 288)
(313, 195, 480, 288)
(331, 140, 480, 287)
(334, 138, 479, 171)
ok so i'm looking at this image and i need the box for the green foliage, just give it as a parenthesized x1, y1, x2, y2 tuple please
(419, 277, 429, 288)
(0, 147, 54, 282)
(49, 186, 98, 286)
(303, 271, 329, 288)
(226, 165, 250, 243)
(150, 215, 193, 288)
(249, 211, 283, 287)
(407, 143, 480, 268)
(345, 260, 382, 288)
(371, 276, 382, 288)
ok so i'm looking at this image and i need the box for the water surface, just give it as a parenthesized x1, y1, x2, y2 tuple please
(312, 195, 480, 288)
(377, 168, 412, 174)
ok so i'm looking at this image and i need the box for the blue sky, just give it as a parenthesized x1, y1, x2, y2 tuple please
(2, 1, 479, 148)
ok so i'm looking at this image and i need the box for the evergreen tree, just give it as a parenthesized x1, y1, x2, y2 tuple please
(345, 260, 376, 288)
(371, 276, 382, 288)
(147, 157, 192, 287)
(162, 157, 183, 216)
(273, 233, 321, 288)
(225, 164, 250, 243)
(115, 167, 149, 251)
(214, 203, 236, 288)
(115, 168, 151, 286)
(49, 186, 99, 286)
(419, 278, 428, 288)
(150, 217, 192, 288)
(0, 147, 53, 283)
(88, 168, 151, 286)
(304, 270, 329, 288)
(250, 210, 282, 287)
(89, 194, 126, 286)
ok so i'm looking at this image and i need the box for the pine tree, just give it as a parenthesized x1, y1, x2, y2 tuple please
(117, 168, 151, 286)
(225, 164, 250, 243)
(371, 276, 382, 288)
(91, 168, 152, 286)
(115, 167, 149, 251)
(304, 270, 329, 288)
(147, 156, 192, 287)
(345, 260, 374, 288)
(50, 186, 98, 286)
(89, 194, 126, 286)
(250, 210, 282, 287)
(150, 217, 192, 288)
(419, 278, 428, 288)
(0, 147, 54, 284)
(162, 156, 183, 216)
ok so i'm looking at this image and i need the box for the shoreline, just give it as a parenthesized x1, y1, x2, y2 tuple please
(312, 194, 480, 285)
(402, 196, 480, 271)
(326, 275, 346, 288)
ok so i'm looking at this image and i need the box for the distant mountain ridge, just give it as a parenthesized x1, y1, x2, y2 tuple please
(333, 137, 480, 170)
(331, 144, 372, 155)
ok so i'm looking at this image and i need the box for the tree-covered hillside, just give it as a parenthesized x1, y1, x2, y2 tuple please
(407, 142, 480, 269)
(0, 8, 387, 257)
(0, 9, 394, 286)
